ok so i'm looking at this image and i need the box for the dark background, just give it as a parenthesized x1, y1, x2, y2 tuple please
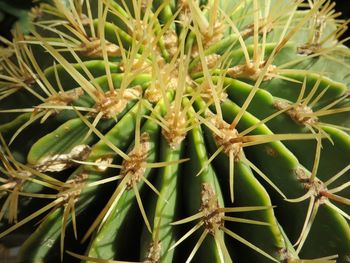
(334, 0, 350, 46)
(0, 0, 349, 45)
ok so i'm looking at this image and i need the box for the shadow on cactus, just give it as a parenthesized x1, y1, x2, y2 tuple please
(0, 0, 349, 262)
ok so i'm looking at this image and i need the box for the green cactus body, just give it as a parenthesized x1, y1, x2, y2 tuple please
(0, 0, 349, 262)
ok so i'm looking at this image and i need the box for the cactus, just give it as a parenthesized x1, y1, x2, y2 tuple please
(0, 0, 349, 262)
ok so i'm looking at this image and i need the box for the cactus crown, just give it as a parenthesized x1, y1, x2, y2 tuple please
(0, 0, 349, 262)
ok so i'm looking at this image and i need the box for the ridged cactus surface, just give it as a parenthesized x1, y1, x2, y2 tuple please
(0, 0, 349, 262)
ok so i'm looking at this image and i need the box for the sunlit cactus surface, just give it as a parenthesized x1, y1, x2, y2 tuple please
(0, 0, 349, 262)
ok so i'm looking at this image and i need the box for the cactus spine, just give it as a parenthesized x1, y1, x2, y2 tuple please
(0, 0, 349, 262)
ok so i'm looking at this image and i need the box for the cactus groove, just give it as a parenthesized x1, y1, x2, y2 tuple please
(0, 0, 349, 262)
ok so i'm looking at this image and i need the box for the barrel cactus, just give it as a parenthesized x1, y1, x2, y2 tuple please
(0, 0, 349, 262)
